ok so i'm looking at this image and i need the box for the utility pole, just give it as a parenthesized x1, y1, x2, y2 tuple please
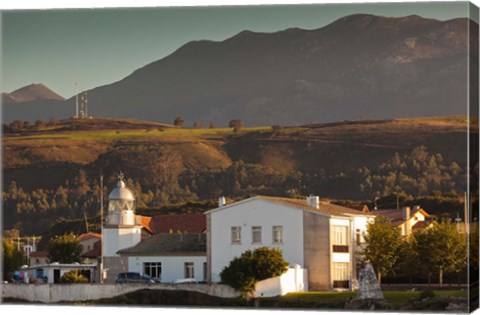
(464, 192, 470, 234)
(100, 174, 104, 284)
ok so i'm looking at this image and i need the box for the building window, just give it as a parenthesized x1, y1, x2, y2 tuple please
(355, 229, 361, 246)
(144, 262, 162, 280)
(332, 225, 349, 252)
(185, 262, 194, 279)
(231, 226, 242, 244)
(272, 226, 283, 244)
(252, 226, 262, 244)
(332, 262, 349, 289)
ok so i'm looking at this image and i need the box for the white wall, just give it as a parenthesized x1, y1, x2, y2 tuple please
(127, 256, 207, 283)
(21, 265, 97, 284)
(405, 211, 427, 235)
(209, 197, 304, 282)
(352, 216, 372, 250)
(254, 266, 307, 297)
(103, 226, 142, 257)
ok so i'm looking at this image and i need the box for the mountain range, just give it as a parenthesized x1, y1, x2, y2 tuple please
(3, 14, 476, 126)
(2, 83, 65, 103)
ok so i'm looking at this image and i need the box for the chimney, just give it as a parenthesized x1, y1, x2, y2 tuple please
(306, 195, 320, 209)
(402, 206, 411, 220)
(218, 196, 226, 207)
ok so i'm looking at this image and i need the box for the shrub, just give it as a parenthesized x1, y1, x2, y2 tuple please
(60, 270, 88, 283)
(220, 246, 289, 292)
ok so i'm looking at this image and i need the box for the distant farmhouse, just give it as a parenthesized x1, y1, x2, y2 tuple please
(372, 206, 431, 236)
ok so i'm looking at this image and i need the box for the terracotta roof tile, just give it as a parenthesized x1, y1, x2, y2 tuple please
(344, 204, 370, 213)
(30, 251, 48, 258)
(82, 240, 101, 258)
(149, 214, 206, 234)
(136, 215, 154, 234)
(371, 208, 429, 226)
(412, 221, 429, 230)
(77, 232, 101, 242)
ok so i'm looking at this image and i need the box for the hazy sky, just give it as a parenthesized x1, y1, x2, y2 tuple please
(1, 1, 474, 98)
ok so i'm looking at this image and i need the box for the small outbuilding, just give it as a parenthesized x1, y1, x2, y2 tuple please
(118, 233, 207, 283)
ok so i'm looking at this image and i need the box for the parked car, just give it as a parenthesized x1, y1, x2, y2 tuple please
(115, 272, 160, 284)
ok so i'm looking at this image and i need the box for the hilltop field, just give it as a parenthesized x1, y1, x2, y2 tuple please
(2, 116, 477, 236)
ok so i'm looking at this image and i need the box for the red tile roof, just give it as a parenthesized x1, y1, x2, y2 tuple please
(30, 251, 48, 258)
(343, 204, 370, 214)
(82, 240, 101, 258)
(149, 214, 206, 234)
(77, 232, 101, 242)
(136, 215, 155, 234)
(412, 221, 430, 230)
(372, 208, 429, 226)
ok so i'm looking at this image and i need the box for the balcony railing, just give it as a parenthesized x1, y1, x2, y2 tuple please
(332, 245, 349, 253)
(333, 280, 350, 289)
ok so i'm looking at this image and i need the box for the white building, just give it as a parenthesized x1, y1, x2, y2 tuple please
(18, 262, 97, 284)
(205, 195, 374, 291)
(372, 206, 430, 236)
(118, 233, 207, 283)
(102, 174, 143, 282)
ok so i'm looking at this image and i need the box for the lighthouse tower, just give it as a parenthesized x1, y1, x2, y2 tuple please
(102, 173, 142, 282)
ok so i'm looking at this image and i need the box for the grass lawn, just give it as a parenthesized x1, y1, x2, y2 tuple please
(6, 126, 272, 141)
(279, 290, 467, 306)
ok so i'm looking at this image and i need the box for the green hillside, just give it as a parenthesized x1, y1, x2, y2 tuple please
(3, 116, 477, 236)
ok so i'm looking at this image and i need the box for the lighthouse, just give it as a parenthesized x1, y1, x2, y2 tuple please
(102, 173, 142, 282)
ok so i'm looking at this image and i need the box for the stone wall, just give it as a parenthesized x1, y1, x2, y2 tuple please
(1, 283, 240, 304)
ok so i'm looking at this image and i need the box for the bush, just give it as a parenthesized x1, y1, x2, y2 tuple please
(60, 270, 88, 283)
(220, 247, 289, 293)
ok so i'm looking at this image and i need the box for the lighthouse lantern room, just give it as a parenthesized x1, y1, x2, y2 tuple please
(102, 173, 142, 282)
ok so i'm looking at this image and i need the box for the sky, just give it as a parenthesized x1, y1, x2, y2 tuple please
(0, 0, 476, 99)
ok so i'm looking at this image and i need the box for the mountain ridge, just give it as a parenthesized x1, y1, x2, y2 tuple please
(3, 14, 475, 125)
(3, 83, 65, 104)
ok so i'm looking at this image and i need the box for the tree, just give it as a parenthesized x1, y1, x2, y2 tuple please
(394, 236, 420, 287)
(173, 116, 184, 127)
(471, 224, 479, 273)
(34, 119, 47, 129)
(192, 121, 203, 129)
(2, 239, 25, 281)
(271, 125, 283, 134)
(413, 220, 467, 286)
(220, 246, 289, 292)
(46, 233, 82, 264)
(9, 120, 24, 131)
(362, 216, 402, 284)
(47, 118, 58, 127)
(228, 119, 244, 134)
